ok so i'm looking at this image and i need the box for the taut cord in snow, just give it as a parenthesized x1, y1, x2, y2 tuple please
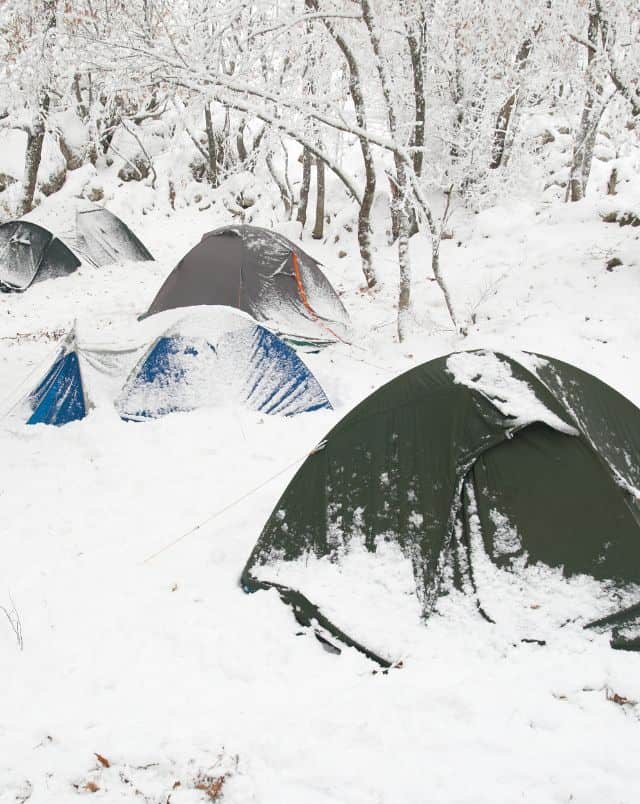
(141, 442, 326, 565)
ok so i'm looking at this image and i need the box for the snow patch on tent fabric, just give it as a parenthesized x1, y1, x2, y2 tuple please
(26, 343, 86, 426)
(446, 351, 579, 435)
(76, 207, 153, 266)
(463, 481, 640, 643)
(489, 509, 523, 557)
(116, 319, 331, 421)
(252, 533, 423, 659)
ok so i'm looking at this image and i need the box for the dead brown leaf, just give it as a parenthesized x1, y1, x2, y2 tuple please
(607, 689, 636, 706)
(194, 774, 227, 801)
(94, 753, 110, 768)
(84, 781, 100, 793)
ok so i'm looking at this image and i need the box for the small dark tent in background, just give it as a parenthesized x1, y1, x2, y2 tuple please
(0, 220, 80, 291)
(146, 225, 351, 346)
(76, 207, 154, 266)
(0, 206, 153, 292)
(242, 350, 640, 665)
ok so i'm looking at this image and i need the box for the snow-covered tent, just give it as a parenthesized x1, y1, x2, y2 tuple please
(25, 335, 87, 425)
(75, 206, 154, 266)
(22, 329, 140, 426)
(242, 350, 640, 665)
(0, 206, 153, 292)
(22, 308, 331, 425)
(145, 225, 351, 346)
(0, 220, 80, 291)
(117, 307, 332, 420)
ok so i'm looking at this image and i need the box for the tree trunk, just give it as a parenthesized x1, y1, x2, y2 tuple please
(73, 73, 88, 120)
(315, 3, 377, 287)
(266, 147, 292, 219)
(360, 0, 413, 337)
(567, 11, 600, 202)
(204, 102, 218, 187)
(19, 95, 49, 216)
(357, 156, 376, 288)
(406, 15, 427, 179)
(491, 35, 536, 169)
(19, 0, 56, 216)
(397, 212, 411, 342)
(312, 156, 325, 239)
(237, 119, 248, 163)
(297, 147, 312, 226)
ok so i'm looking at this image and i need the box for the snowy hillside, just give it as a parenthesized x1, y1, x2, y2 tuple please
(2, 1, 640, 801)
(1, 161, 640, 802)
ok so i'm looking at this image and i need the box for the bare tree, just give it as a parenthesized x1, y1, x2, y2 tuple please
(312, 155, 325, 238)
(19, 0, 57, 215)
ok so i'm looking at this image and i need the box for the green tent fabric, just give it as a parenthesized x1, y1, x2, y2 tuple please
(241, 350, 640, 665)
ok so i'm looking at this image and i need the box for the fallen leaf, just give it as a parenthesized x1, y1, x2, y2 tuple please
(194, 774, 227, 801)
(84, 781, 100, 793)
(94, 753, 110, 768)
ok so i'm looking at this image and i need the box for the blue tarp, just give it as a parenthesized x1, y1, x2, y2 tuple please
(118, 322, 331, 421)
(27, 347, 86, 425)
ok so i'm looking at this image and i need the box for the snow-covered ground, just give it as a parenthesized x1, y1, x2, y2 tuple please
(1, 171, 640, 802)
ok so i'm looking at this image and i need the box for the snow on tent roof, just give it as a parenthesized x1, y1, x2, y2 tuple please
(0, 220, 80, 291)
(145, 224, 351, 345)
(242, 349, 640, 665)
(116, 307, 332, 420)
(26, 336, 87, 426)
(75, 206, 154, 267)
(0, 204, 153, 292)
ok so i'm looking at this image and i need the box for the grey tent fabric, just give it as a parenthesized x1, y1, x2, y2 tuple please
(0, 221, 80, 291)
(0, 207, 152, 291)
(76, 207, 154, 266)
(146, 225, 351, 344)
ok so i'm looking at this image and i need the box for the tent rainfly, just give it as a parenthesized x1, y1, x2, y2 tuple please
(0, 206, 153, 292)
(242, 350, 640, 666)
(75, 206, 154, 266)
(117, 307, 332, 420)
(145, 225, 351, 346)
(25, 334, 87, 425)
(0, 221, 80, 291)
(23, 308, 331, 425)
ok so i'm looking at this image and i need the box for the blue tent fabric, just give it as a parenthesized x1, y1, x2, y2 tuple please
(27, 348, 86, 426)
(241, 325, 330, 415)
(118, 321, 331, 421)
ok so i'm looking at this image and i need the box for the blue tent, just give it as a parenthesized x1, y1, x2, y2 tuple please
(117, 308, 332, 420)
(26, 338, 86, 426)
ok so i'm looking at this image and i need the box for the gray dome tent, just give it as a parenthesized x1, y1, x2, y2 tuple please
(0, 207, 153, 292)
(146, 225, 351, 346)
(0, 220, 80, 291)
(76, 206, 153, 266)
(242, 350, 640, 666)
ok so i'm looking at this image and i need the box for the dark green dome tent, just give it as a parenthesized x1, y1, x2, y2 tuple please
(242, 350, 640, 666)
(145, 225, 351, 346)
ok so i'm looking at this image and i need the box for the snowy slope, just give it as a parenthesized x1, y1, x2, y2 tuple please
(1, 172, 640, 803)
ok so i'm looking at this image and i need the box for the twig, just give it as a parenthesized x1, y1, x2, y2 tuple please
(1, 593, 24, 650)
